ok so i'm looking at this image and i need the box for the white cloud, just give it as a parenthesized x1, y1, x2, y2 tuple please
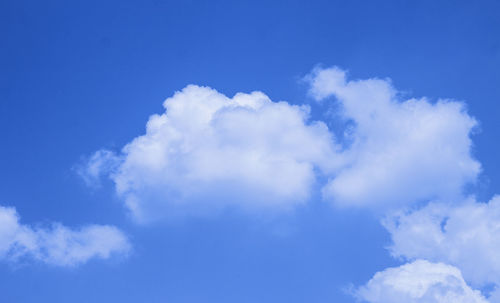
(90, 85, 340, 222)
(85, 67, 480, 222)
(306, 67, 480, 209)
(77, 65, 498, 299)
(305, 66, 491, 302)
(0, 205, 130, 267)
(384, 196, 500, 289)
(77, 149, 121, 187)
(355, 260, 488, 303)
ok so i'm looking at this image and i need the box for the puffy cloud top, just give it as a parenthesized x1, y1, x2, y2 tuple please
(0, 205, 130, 266)
(356, 260, 488, 303)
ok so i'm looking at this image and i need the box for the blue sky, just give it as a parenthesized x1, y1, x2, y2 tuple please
(1, 1, 500, 302)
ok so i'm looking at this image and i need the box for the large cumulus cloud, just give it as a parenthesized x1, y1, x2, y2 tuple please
(83, 67, 480, 222)
(79, 66, 497, 301)
(86, 85, 340, 222)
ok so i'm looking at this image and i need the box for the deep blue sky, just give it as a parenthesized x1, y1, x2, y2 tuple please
(1, 1, 499, 302)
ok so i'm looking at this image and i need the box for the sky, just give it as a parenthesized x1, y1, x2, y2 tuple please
(1, 0, 500, 302)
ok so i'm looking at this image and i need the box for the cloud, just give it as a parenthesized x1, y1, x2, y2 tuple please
(306, 67, 480, 209)
(85, 66, 480, 222)
(384, 196, 500, 290)
(355, 260, 488, 303)
(88, 85, 340, 222)
(304, 67, 492, 301)
(76, 65, 497, 298)
(0, 205, 130, 267)
(76, 149, 122, 187)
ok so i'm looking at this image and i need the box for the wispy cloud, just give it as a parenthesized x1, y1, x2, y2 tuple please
(0, 205, 130, 267)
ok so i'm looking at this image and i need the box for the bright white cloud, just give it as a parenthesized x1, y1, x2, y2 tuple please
(85, 66, 480, 221)
(88, 85, 340, 222)
(77, 65, 498, 299)
(384, 196, 500, 289)
(306, 67, 480, 209)
(0, 205, 130, 267)
(355, 260, 488, 303)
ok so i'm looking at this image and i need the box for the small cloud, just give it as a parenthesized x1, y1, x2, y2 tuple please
(303, 65, 347, 101)
(0, 205, 130, 267)
(76, 149, 122, 188)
